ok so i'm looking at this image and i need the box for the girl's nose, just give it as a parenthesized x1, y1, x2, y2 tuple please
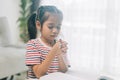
(52, 27, 58, 33)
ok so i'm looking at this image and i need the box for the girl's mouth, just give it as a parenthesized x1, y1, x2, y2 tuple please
(50, 35, 57, 38)
(51, 35, 56, 37)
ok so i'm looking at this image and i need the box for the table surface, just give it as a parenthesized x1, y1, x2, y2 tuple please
(40, 69, 99, 80)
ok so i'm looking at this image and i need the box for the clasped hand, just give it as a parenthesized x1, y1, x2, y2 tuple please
(52, 39, 68, 55)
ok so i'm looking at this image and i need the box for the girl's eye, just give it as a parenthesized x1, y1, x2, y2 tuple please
(56, 26, 61, 30)
(48, 26, 54, 29)
(48, 25, 61, 30)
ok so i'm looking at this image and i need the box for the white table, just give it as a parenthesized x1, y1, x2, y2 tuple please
(40, 69, 99, 80)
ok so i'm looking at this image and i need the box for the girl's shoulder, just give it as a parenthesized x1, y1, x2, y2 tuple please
(27, 38, 37, 44)
(26, 38, 43, 49)
(27, 38, 44, 46)
(26, 38, 41, 46)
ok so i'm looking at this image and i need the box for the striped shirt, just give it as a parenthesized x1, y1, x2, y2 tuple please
(26, 38, 69, 79)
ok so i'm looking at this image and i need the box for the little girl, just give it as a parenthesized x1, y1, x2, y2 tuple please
(26, 6, 70, 80)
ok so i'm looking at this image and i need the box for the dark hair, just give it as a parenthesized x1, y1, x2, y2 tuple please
(27, 13, 37, 40)
(36, 6, 63, 28)
(27, 6, 63, 40)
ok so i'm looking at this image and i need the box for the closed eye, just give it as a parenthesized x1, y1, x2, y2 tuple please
(56, 26, 61, 30)
(48, 25, 54, 29)
(48, 24, 61, 30)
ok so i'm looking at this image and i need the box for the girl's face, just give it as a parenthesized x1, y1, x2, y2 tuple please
(40, 13, 62, 42)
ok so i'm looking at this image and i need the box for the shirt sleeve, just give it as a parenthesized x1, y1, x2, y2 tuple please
(26, 40, 41, 66)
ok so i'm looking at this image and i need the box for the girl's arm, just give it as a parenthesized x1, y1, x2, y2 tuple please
(58, 40, 69, 73)
(58, 54, 68, 73)
(32, 41, 62, 78)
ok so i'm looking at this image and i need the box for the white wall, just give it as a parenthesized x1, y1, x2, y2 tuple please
(104, 0, 120, 77)
(41, 0, 120, 78)
(0, 0, 20, 45)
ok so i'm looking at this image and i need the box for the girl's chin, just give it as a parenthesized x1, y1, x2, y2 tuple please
(48, 36, 57, 41)
(49, 38, 56, 41)
(50, 37, 56, 40)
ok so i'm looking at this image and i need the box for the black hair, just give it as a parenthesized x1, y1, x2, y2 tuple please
(27, 6, 63, 40)
(36, 6, 63, 28)
(27, 13, 37, 40)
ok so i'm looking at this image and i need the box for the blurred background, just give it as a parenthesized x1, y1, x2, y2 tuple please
(0, 0, 120, 80)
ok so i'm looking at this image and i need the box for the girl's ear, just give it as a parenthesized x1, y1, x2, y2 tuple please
(36, 20, 41, 31)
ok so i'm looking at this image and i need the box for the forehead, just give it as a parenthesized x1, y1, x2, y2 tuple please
(45, 12, 62, 23)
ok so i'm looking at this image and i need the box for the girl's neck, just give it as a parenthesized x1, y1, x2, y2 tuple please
(40, 37, 55, 47)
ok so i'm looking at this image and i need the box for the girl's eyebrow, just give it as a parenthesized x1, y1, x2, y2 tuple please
(47, 23, 54, 25)
(47, 22, 62, 26)
(58, 24, 62, 26)
(48, 22, 54, 24)
(47, 23, 60, 25)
